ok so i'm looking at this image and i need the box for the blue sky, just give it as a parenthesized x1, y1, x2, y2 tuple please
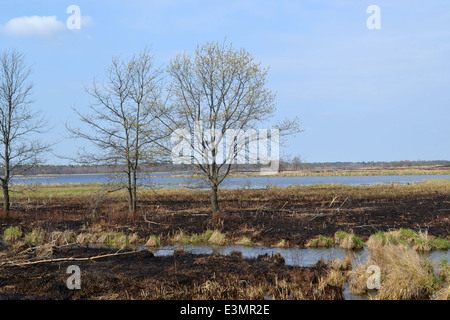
(0, 0, 449, 164)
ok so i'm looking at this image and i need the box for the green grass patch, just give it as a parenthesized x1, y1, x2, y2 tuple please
(190, 230, 215, 244)
(306, 235, 333, 248)
(333, 231, 364, 250)
(398, 228, 419, 241)
(276, 239, 288, 248)
(25, 229, 45, 246)
(145, 235, 160, 247)
(105, 231, 129, 248)
(3, 226, 23, 243)
(428, 238, 449, 250)
(334, 230, 349, 241)
(235, 236, 253, 247)
(173, 229, 225, 245)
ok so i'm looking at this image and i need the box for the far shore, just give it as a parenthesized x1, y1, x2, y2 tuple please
(11, 165, 450, 179)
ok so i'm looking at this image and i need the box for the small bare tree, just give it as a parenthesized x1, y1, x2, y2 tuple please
(67, 48, 167, 214)
(164, 40, 300, 215)
(0, 48, 49, 215)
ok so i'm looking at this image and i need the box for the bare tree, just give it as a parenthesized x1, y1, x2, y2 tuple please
(67, 48, 167, 214)
(0, 48, 49, 215)
(164, 40, 300, 215)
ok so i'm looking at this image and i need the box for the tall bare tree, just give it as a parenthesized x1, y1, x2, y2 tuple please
(164, 40, 300, 215)
(0, 48, 49, 215)
(67, 48, 167, 214)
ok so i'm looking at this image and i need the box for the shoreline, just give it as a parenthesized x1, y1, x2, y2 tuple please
(10, 166, 450, 179)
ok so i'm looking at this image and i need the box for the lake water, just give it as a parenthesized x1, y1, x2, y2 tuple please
(10, 173, 450, 188)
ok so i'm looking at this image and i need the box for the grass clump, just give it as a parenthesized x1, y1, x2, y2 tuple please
(50, 230, 77, 246)
(366, 229, 449, 252)
(276, 239, 288, 248)
(398, 228, 419, 241)
(3, 226, 23, 243)
(173, 229, 218, 245)
(428, 238, 449, 251)
(435, 285, 450, 300)
(145, 235, 160, 247)
(208, 230, 226, 245)
(173, 230, 190, 245)
(105, 231, 129, 248)
(235, 236, 253, 246)
(438, 258, 450, 282)
(305, 235, 333, 248)
(75, 229, 139, 248)
(191, 230, 214, 244)
(349, 244, 436, 299)
(366, 231, 387, 249)
(413, 238, 431, 252)
(25, 229, 45, 246)
(333, 231, 364, 250)
(173, 229, 226, 245)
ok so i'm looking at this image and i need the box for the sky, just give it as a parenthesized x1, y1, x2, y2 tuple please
(0, 0, 449, 164)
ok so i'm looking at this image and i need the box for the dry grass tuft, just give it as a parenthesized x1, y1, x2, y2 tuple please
(145, 235, 160, 247)
(330, 252, 353, 272)
(208, 230, 226, 245)
(50, 230, 77, 246)
(349, 244, 435, 299)
(235, 236, 252, 246)
(35, 243, 53, 258)
(435, 285, 450, 300)
(275, 239, 289, 248)
(319, 269, 346, 291)
(334, 231, 364, 250)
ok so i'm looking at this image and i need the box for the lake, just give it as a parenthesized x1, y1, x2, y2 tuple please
(10, 173, 450, 188)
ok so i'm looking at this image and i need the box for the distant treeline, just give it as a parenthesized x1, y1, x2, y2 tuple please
(280, 159, 450, 171)
(11, 160, 450, 175)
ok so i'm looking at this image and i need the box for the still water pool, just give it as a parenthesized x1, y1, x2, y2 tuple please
(147, 244, 450, 300)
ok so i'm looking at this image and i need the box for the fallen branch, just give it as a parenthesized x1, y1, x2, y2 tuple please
(0, 249, 141, 267)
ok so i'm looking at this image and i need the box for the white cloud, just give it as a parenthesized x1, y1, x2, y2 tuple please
(1, 15, 93, 38)
(1, 16, 66, 38)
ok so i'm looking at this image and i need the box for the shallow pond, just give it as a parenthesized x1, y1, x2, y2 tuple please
(148, 244, 450, 300)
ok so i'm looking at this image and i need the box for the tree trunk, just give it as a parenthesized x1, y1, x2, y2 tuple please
(131, 168, 137, 213)
(2, 182, 10, 216)
(126, 170, 134, 216)
(210, 184, 219, 214)
(3, 143, 10, 216)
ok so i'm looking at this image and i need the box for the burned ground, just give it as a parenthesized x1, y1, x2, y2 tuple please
(0, 183, 448, 300)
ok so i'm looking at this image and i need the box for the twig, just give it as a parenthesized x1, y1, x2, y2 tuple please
(352, 224, 381, 231)
(329, 195, 339, 207)
(338, 196, 350, 209)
